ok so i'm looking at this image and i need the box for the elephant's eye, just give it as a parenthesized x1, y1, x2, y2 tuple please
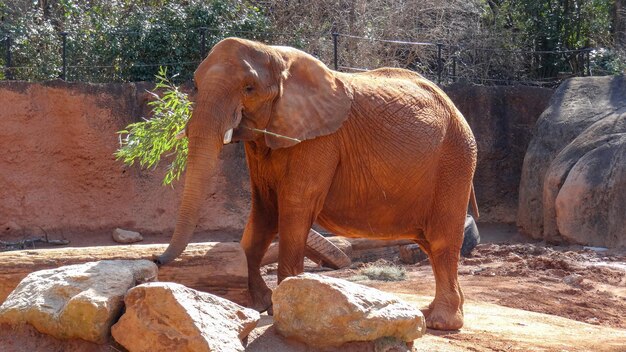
(244, 85, 255, 94)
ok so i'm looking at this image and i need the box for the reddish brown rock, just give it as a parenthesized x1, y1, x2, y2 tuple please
(111, 282, 259, 352)
(0, 260, 157, 344)
(272, 273, 425, 347)
(398, 244, 426, 264)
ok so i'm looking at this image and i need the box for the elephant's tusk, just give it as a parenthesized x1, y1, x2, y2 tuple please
(223, 128, 233, 144)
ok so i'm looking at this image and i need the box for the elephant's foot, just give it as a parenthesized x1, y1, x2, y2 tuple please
(421, 300, 463, 330)
(250, 285, 273, 313)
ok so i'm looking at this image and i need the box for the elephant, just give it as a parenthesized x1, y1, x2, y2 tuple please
(155, 37, 478, 330)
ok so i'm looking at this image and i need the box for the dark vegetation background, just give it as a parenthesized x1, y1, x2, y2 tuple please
(0, 0, 624, 84)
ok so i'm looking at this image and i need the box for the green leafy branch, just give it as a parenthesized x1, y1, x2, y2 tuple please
(115, 66, 191, 185)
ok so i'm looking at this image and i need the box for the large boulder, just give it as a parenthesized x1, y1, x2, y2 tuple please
(111, 282, 259, 352)
(518, 76, 626, 247)
(272, 273, 425, 348)
(0, 260, 157, 343)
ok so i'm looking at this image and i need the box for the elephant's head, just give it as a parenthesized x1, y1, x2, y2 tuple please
(155, 38, 353, 265)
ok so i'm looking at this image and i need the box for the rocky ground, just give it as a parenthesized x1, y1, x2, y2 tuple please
(330, 242, 626, 329)
(1, 224, 625, 351)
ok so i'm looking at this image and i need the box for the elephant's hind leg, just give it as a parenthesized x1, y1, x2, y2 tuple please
(420, 157, 473, 330)
(421, 239, 465, 330)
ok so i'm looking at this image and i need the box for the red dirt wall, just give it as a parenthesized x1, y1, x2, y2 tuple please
(0, 81, 553, 238)
(0, 81, 250, 237)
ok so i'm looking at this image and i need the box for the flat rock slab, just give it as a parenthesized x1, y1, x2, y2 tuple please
(0, 260, 157, 344)
(112, 282, 259, 352)
(0, 242, 249, 306)
(272, 273, 425, 348)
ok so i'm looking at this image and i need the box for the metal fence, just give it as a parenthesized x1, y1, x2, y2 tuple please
(1, 27, 279, 82)
(331, 33, 593, 87)
(1, 28, 598, 86)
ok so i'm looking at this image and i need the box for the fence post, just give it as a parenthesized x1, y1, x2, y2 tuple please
(452, 55, 457, 83)
(436, 43, 443, 84)
(586, 49, 592, 76)
(60, 32, 68, 81)
(4, 36, 12, 80)
(332, 31, 339, 71)
(200, 27, 207, 59)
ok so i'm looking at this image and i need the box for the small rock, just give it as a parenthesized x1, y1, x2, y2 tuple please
(111, 282, 259, 352)
(273, 273, 425, 348)
(374, 336, 413, 352)
(112, 228, 143, 244)
(563, 273, 584, 286)
(472, 267, 485, 275)
(0, 260, 157, 344)
(583, 246, 609, 252)
(399, 244, 427, 264)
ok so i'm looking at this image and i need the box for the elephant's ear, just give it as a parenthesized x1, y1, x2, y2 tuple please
(266, 52, 353, 149)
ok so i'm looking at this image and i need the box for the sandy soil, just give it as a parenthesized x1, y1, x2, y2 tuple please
(1, 225, 625, 351)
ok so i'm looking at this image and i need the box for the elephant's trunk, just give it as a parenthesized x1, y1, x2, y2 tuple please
(155, 135, 222, 265)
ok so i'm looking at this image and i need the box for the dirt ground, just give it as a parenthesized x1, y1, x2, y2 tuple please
(1, 223, 625, 351)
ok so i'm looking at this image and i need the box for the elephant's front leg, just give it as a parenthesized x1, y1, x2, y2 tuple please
(276, 208, 315, 282)
(240, 192, 278, 312)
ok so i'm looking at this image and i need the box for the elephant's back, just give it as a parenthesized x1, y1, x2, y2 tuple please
(339, 73, 451, 166)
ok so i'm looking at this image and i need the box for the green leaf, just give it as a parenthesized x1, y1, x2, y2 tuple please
(115, 66, 191, 185)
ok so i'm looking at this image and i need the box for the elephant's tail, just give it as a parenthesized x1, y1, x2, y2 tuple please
(470, 184, 480, 219)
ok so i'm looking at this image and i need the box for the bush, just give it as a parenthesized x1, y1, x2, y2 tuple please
(355, 263, 407, 282)
(1, 0, 270, 82)
(590, 48, 626, 75)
